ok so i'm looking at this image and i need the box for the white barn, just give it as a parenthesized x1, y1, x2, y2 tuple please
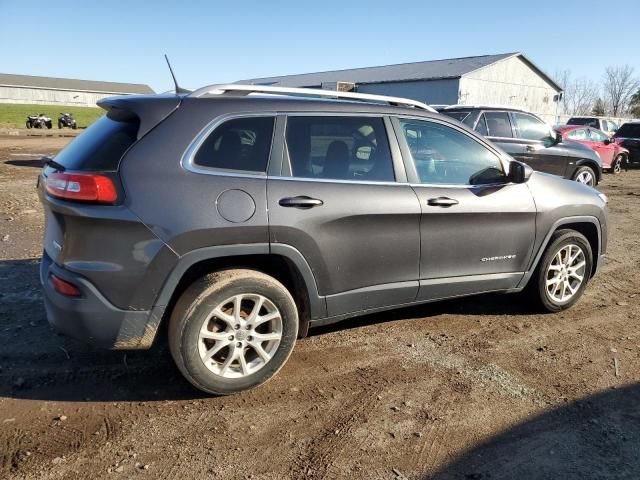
(0, 73, 154, 107)
(242, 52, 563, 123)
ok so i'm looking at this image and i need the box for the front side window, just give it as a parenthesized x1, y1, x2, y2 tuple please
(588, 128, 608, 143)
(483, 111, 513, 138)
(193, 116, 274, 172)
(565, 128, 587, 141)
(511, 112, 551, 141)
(399, 119, 505, 186)
(285, 116, 394, 182)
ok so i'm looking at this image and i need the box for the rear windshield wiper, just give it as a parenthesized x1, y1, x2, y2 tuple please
(42, 156, 66, 171)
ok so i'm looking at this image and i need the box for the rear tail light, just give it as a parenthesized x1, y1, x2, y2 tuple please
(45, 172, 117, 203)
(50, 274, 81, 297)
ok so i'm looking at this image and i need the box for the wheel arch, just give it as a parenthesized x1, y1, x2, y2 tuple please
(574, 159, 602, 182)
(152, 244, 325, 345)
(519, 216, 602, 289)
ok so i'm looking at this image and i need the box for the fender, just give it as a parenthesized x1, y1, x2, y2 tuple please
(517, 215, 602, 289)
(152, 242, 326, 318)
(575, 158, 602, 181)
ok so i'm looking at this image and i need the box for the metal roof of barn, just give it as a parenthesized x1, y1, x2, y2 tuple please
(0, 73, 154, 94)
(241, 52, 562, 92)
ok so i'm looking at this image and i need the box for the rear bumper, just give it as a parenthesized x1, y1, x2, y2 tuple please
(40, 252, 164, 349)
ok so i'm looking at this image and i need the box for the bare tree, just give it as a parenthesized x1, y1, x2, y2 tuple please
(554, 69, 599, 115)
(603, 65, 640, 116)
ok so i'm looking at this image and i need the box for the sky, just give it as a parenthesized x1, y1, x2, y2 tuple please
(1, 0, 639, 93)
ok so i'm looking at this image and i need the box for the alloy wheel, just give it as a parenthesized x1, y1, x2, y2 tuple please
(545, 244, 586, 303)
(198, 294, 282, 378)
(575, 170, 595, 186)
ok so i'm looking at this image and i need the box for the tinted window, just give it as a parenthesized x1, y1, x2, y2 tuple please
(511, 112, 551, 141)
(194, 117, 274, 172)
(52, 114, 139, 171)
(443, 111, 475, 128)
(615, 123, 640, 138)
(399, 119, 505, 185)
(568, 117, 599, 128)
(286, 116, 394, 182)
(483, 111, 513, 138)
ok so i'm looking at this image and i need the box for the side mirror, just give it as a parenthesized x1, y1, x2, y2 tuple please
(603, 138, 612, 145)
(543, 132, 562, 147)
(508, 160, 533, 184)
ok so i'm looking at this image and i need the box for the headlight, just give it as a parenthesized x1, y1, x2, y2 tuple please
(598, 193, 608, 204)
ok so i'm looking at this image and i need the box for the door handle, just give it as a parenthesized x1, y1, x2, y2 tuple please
(525, 145, 537, 152)
(427, 197, 459, 207)
(279, 196, 324, 209)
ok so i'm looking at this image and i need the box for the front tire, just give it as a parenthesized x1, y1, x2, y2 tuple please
(572, 166, 596, 186)
(530, 229, 593, 312)
(168, 269, 298, 395)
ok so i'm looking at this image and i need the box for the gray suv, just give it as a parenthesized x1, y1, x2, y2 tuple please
(38, 85, 608, 395)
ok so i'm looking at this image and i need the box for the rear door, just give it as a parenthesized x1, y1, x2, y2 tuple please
(392, 116, 536, 300)
(510, 111, 569, 177)
(267, 114, 421, 317)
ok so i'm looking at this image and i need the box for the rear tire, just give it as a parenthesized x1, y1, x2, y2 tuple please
(612, 154, 625, 174)
(572, 166, 596, 186)
(529, 229, 593, 312)
(168, 269, 298, 395)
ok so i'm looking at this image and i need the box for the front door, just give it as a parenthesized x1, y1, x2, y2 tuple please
(587, 127, 615, 166)
(510, 111, 569, 177)
(268, 114, 421, 317)
(393, 117, 536, 301)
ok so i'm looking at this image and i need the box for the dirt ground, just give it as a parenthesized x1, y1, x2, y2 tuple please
(1, 135, 639, 480)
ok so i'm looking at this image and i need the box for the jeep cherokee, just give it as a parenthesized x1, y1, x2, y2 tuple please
(38, 85, 608, 395)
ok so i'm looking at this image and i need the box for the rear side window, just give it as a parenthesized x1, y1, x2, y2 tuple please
(52, 114, 139, 171)
(194, 116, 274, 173)
(483, 111, 513, 138)
(285, 116, 395, 182)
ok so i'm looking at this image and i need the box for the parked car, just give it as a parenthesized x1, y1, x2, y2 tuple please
(613, 121, 640, 167)
(38, 86, 608, 395)
(58, 113, 77, 129)
(567, 116, 619, 137)
(26, 113, 52, 129)
(441, 106, 602, 186)
(555, 125, 629, 173)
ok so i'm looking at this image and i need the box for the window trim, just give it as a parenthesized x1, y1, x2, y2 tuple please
(390, 115, 511, 188)
(181, 112, 278, 178)
(279, 112, 406, 184)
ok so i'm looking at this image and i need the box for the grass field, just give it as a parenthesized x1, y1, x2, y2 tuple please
(0, 103, 104, 129)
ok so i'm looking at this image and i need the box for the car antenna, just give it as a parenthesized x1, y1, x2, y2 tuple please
(164, 54, 190, 94)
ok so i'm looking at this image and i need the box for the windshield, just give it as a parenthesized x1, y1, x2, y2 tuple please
(615, 123, 640, 138)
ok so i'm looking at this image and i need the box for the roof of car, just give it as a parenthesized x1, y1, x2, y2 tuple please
(442, 104, 533, 113)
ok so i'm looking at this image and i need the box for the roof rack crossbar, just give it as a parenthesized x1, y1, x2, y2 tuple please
(188, 84, 437, 112)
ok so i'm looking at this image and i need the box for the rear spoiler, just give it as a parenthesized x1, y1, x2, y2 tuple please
(97, 94, 181, 139)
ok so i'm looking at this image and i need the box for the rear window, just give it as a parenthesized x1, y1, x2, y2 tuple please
(193, 116, 274, 173)
(52, 113, 139, 171)
(615, 123, 640, 138)
(568, 117, 599, 128)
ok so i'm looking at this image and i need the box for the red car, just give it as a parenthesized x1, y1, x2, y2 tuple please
(556, 125, 629, 173)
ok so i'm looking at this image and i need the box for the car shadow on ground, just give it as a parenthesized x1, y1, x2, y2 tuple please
(0, 258, 534, 403)
(430, 382, 640, 479)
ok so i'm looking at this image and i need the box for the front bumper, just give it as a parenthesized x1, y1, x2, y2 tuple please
(40, 252, 164, 349)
